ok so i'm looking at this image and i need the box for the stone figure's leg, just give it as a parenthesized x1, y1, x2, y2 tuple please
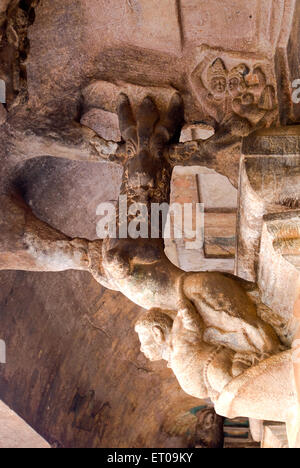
(0, 194, 89, 272)
(214, 350, 296, 425)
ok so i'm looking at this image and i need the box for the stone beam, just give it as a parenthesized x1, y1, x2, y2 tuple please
(8, 123, 120, 164)
(0, 400, 50, 448)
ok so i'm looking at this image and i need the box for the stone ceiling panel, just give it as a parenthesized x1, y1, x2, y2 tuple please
(82, 0, 182, 54)
(181, 0, 287, 56)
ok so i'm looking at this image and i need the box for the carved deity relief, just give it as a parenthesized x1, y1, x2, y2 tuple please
(189, 46, 278, 132)
(0, 0, 299, 450)
(134, 303, 298, 429)
(1, 91, 299, 445)
(0, 0, 299, 445)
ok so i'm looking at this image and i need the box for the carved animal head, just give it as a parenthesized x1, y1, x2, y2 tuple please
(117, 93, 184, 202)
(135, 309, 174, 362)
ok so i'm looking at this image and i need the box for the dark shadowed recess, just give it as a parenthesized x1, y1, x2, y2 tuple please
(12, 156, 123, 240)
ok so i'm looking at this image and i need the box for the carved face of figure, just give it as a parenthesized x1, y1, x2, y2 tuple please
(228, 76, 240, 95)
(210, 76, 227, 96)
(135, 310, 173, 362)
(207, 58, 227, 100)
(227, 64, 249, 97)
(136, 326, 165, 361)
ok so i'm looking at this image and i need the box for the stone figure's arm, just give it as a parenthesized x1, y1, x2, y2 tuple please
(171, 306, 235, 400)
(170, 310, 210, 400)
(173, 300, 204, 345)
(167, 126, 243, 171)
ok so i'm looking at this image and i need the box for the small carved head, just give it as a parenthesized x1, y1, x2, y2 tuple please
(117, 93, 184, 201)
(206, 58, 227, 99)
(135, 309, 174, 362)
(194, 408, 224, 449)
(227, 64, 249, 97)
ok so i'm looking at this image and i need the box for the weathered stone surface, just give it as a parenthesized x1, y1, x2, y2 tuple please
(284, 0, 300, 123)
(197, 168, 237, 211)
(82, 80, 177, 118)
(0, 270, 200, 448)
(243, 126, 300, 155)
(167, 166, 236, 272)
(180, 123, 215, 142)
(0, 0, 11, 14)
(0, 80, 5, 103)
(82, 0, 182, 55)
(258, 212, 300, 339)
(236, 147, 300, 283)
(80, 108, 121, 142)
(13, 156, 122, 240)
(0, 0, 299, 450)
(235, 141, 300, 351)
(181, 0, 293, 56)
(261, 422, 289, 449)
(0, 102, 6, 124)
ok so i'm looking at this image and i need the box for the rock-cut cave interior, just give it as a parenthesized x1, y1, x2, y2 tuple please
(0, 0, 300, 450)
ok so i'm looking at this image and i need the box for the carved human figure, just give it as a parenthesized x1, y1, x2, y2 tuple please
(0, 92, 294, 442)
(190, 47, 278, 134)
(0, 93, 247, 281)
(135, 305, 297, 436)
(0, 94, 283, 352)
(190, 56, 229, 125)
(227, 64, 249, 98)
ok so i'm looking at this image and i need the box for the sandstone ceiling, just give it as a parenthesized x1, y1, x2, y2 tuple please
(0, 0, 299, 449)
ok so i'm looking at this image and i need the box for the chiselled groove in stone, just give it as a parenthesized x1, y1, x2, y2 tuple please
(175, 0, 184, 50)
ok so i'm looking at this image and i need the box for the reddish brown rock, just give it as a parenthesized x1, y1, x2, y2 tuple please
(81, 108, 121, 142)
(0, 0, 299, 450)
(0, 103, 6, 125)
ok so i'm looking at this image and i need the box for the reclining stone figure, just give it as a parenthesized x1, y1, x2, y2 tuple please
(0, 93, 297, 445)
(135, 306, 295, 427)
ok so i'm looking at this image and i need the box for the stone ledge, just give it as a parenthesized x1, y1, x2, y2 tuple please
(0, 400, 50, 449)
